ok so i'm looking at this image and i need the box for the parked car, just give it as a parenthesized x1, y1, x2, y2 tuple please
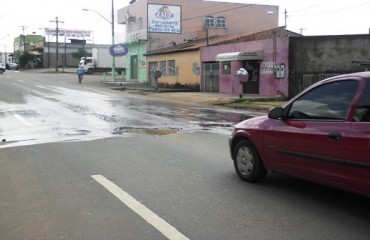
(6, 62, 18, 70)
(229, 72, 370, 197)
(0, 63, 5, 73)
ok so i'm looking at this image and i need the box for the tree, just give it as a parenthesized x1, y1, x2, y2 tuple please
(18, 52, 34, 68)
(72, 48, 91, 59)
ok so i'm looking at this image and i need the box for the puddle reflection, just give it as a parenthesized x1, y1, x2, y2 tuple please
(0, 86, 255, 148)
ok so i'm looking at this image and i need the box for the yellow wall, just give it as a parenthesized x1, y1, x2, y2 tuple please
(147, 50, 200, 87)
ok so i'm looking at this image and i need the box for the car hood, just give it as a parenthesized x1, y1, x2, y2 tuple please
(234, 115, 269, 129)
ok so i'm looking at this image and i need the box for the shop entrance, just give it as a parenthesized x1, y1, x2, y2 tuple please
(243, 61, 260, 94)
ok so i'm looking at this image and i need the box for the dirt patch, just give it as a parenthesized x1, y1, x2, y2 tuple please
(127, 91, 286, 112)
(219, 101, 286, 112)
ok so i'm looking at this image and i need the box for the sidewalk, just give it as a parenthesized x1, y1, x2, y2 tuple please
(33, 67, 287, 112)
(105, 81, 286, 112)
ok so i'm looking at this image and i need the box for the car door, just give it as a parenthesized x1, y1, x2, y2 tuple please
(346, 80, 370, 196)
(264, 80, 359, 187)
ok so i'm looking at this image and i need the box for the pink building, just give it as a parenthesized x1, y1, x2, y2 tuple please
(200, 28, 295, 97)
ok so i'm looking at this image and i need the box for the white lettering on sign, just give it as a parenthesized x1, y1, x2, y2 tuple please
(260, 61, 275, 75)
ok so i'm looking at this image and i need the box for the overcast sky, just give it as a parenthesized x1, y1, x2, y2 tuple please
(1, 0, 369, 52)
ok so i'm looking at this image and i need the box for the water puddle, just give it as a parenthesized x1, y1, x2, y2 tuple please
(113, 127, 177, 136)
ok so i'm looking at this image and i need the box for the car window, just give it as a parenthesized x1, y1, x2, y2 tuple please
(354, 80, 370, 122)
(288, 80, 358, 120)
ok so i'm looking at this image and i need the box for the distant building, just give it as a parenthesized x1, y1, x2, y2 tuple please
(117, 0, 279, 83)
(145, 27, 300, 97)
(13, 34, 44, 62)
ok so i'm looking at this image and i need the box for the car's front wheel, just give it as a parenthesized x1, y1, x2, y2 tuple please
(233, 139, 267, 182)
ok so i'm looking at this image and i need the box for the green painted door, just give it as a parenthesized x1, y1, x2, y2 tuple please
(131, 55, 138, 80)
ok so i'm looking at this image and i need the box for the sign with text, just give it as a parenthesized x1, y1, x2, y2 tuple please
(109, 44, 129, 57)
(147, 4, 181, 34)
(45, 28, 91, 38)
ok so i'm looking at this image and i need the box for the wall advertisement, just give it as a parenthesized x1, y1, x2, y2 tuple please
(147, 4, 181, 34)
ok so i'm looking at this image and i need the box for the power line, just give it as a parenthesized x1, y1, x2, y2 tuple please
(182, 0, 278, 22)
(288, 0, 332, 13)
(313, 1, 370, 15)
(261, 0, 370, 18)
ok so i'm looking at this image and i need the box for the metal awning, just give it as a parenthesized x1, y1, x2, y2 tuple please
(29, 51, 43, 56)
(216, 51, 264, 61)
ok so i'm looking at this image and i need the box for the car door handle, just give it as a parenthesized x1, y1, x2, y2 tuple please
(328, 132, 341, 141)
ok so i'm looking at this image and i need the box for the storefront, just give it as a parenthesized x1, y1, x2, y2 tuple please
(200, 37, 289, 97)
(216, 51, 263, 94)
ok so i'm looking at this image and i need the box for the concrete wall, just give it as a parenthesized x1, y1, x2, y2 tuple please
(289, 34, 370, 97)
(43, 42, 91, 68)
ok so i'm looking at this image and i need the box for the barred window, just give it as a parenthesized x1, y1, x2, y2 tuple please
(216, 17, 226, 28)
(168, 60, 176, 76)
(221, 61, 231, 75)
(138, 17, 143, 29)
(204, 16, 215, 28)
(159, 61, 166, 77)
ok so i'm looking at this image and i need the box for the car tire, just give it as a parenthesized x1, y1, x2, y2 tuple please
(233, 139, 267, 182)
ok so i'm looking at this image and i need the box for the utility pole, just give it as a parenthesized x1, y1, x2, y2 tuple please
(111, 0, 116, 83)
(18, 26, 28, 54)
(83, 0, 116, 82)
(49, 17, 64, 71)
(284, 9, 287, 36)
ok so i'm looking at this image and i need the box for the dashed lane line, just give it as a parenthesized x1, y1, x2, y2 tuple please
(91, 174, 189, 240)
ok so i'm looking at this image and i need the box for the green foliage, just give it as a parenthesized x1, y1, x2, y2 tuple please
(18, 52, 34, 68)
(233, 98, 251, 104)
(158, 82, 200, 91)
(72, 48, 91, 59)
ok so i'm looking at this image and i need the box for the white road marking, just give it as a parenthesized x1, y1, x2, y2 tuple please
(91, 174, 189, 240)
(17, 80, 25, 83)
(14, 114, 32, 126)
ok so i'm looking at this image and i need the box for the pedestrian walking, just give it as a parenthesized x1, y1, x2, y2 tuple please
(77, 66, 85, 83)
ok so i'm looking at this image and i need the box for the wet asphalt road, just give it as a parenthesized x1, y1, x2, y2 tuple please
(1, 71, 370, 240)
(0, 70, 251, 148)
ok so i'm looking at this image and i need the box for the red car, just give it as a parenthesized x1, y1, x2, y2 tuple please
(229, 72, 370, 197)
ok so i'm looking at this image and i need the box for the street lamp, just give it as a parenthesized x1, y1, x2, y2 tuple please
(0, 34, 11, 67)
(83, 0, 116, 83)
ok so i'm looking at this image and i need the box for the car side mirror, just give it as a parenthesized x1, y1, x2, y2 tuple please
(268, 107, 284, 119)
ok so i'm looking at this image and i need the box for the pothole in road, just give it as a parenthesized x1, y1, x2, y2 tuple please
(113, 127, 178, 136)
